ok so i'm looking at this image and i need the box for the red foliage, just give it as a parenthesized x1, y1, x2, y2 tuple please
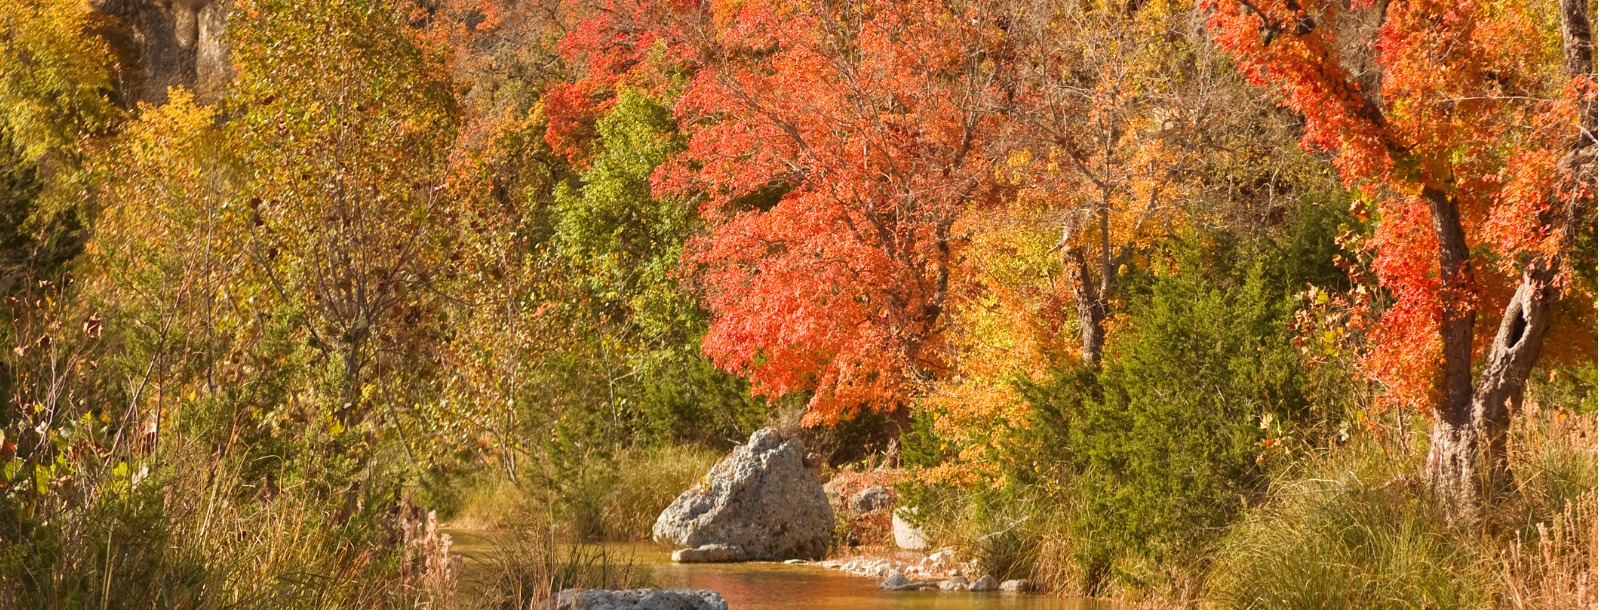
(1205, 0, 1593, 410)
(557, 0, 1011, 423)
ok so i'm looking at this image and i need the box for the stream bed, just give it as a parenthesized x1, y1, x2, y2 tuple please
(449, 530, 1121, 610)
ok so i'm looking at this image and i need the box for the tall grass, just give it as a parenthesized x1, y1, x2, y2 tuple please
(1208, 458, 1486, 609)
(601, 445, 721, 540)
(0, 445, 448, 609)
(1208, 403, 1596, 610)
(1490, 406, 1596, 610)
(461, 526, 651, 610)
(451, 444, 719, 541)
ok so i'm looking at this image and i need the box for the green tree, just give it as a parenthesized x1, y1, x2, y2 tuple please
(1015, 227, 1344, 593)
(550, 90, 761, 447)
(227, 0, 462, 484)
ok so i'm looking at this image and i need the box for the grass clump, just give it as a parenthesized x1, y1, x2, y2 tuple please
(450, 444, 720, 541)
(1209, 403, 1596, 610)
(459, 525, 651, 610)
(1208, 443, 1485, 609)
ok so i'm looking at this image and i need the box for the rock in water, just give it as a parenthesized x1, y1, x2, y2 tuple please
(880, 572, 911, 590)
(938, 576, 971, 591)
(969, 575, 999, 592)
(553, 589, 727, 610)
(671, 544, 746, 563)
(653, 429, 833, 560)
(998, 579, 1034, 593)
(892, 508, 931, 551)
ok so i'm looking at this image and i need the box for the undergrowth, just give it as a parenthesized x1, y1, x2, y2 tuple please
(1208, 404, 1596, 610)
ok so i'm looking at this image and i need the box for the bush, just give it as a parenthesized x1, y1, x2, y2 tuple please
(1028, 252, 1312, 596)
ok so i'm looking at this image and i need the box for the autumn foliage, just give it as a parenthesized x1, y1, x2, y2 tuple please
(1205, 0, 1595, 411)
(555, 0, 1012, 423)
(0, 0, 1594, 604)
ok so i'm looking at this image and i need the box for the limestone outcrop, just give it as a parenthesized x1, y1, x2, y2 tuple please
(93, 0, 232, 104)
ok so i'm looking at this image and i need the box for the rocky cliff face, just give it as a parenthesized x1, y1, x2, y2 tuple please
(93, 0, 230, 104)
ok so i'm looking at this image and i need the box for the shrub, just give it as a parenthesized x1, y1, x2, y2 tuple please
(1035, 253, 1311, 595)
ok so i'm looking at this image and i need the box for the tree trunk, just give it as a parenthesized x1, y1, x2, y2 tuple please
(1471, 264, 1560, 473)
(1065, 246, 1107, 367)
(1420, 185, 1483, 522)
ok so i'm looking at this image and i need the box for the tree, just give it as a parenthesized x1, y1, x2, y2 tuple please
(1205, 0, 1597, 519)
(559, 0, 1016, 424)
(0, 0, 114, 516)
(0, 0, 113, 295)
(1001, 0, 1199, 367)
(227, 0, 462, 472)
(551, 89, 763, 445)
(91, 89, 241, 462)
(0, 0, 115, 165)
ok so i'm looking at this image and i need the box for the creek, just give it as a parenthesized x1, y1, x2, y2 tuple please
(449, 531, 1121, 610)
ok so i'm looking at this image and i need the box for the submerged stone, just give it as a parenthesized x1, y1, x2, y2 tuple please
(553, 588, 727, 610)
(998, 579, 1034, 593)
(880, 572, 911, 590)
(671, 544, 746, 563)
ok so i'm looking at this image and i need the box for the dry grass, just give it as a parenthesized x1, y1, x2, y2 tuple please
(601, 445, 721, 540)
(1491, 406, 1597, 610)
(450, 444, 720, 542)
(0, 445, 448, 609)
(456, 525, 651, 610)
(1207, 402, 1596, 610)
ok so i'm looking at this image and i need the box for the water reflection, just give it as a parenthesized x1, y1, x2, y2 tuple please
(650, 558, 1116, 610)
(451, 533, 1117, 610)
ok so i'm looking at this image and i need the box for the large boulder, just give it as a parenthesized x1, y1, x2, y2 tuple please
(653, 429, 833, 560)
(553, 589, 727, 610)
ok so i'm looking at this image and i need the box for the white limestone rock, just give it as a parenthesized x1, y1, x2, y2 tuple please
(653, 429, 833, 560)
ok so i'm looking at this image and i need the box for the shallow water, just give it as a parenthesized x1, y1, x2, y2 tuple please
(449, 531, 1119, 610)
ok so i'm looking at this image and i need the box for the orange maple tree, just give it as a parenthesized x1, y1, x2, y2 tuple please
(555, 0, 1013, 423)
(1205, 0, 1596, 516)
